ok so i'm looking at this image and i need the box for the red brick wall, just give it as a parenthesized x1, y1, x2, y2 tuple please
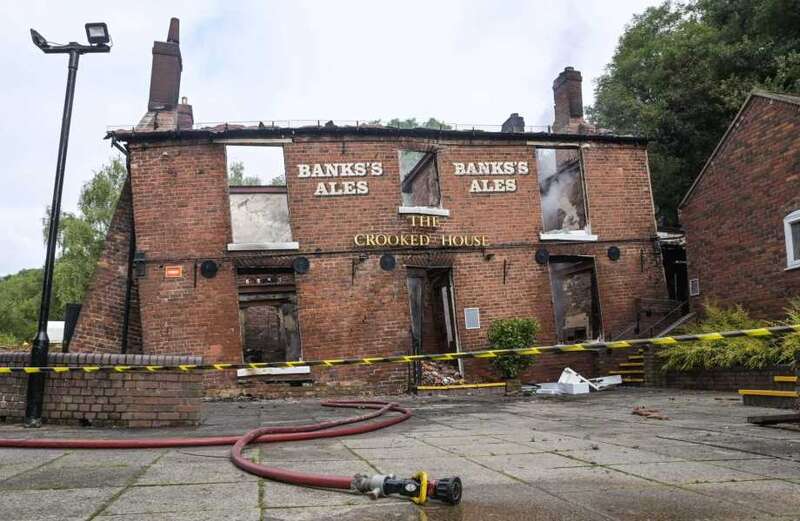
(281, 136, 663, 387)
(642, 346, 795, 392)
(78, 131, 664, 393)
(0, 353, 202, 427)
(681, 95, 800, 319)
(294, 256, 410, 390)
(128, 142, 242, 362)
(71, 178, 142, 353)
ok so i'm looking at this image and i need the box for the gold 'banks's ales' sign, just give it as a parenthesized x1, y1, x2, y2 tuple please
(297, 162, 384, 196)
(452, 161, 529, 193)
(354, 215, 489, 248)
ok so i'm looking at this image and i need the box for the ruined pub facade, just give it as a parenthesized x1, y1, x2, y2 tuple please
(70, 21, 667, 394)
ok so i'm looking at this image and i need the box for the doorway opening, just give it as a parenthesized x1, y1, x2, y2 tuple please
(406, 267, 461, 387)
(548, 256, 602, 343)
(237, 268, 300, 363)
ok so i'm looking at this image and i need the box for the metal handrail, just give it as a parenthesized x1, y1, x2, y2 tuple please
(611, 299, 690, 341)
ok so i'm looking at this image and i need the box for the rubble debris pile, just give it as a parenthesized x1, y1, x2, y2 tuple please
(421, 361, 463, 386)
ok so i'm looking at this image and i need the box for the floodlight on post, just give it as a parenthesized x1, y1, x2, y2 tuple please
(85, 23, 110, 45)
(24, 24, 111, 428)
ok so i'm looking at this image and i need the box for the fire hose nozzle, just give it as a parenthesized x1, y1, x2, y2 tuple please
(352, 473, 462, 505)
(429, 476, 463, 505)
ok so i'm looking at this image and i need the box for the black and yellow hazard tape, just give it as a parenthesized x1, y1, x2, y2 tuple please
(0, 324, 798, 375)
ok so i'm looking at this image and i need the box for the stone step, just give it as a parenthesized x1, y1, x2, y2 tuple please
(739, 389, 798, 409)
(774, 375, 797, 383)
(628, 355, 644, 361)
(622, 378, 644, 384)
(619, 362, 644, 368)
(738, 389, 798, 398)
(609, 369, 645, 375)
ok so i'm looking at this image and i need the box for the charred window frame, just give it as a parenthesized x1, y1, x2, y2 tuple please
(784, 209, 800, 270)
(534, 146, 596, 241)
(398, 149, 449, 217)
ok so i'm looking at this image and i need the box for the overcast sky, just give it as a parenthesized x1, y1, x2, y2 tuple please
(0, 0, 659, 276)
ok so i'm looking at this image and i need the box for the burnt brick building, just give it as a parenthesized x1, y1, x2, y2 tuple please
(680, 90, 800, 319)
(70, 20, 667, 394)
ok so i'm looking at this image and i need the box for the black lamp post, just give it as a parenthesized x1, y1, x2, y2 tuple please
(24, 24, 111, 428)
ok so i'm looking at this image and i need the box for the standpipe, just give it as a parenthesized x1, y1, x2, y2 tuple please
(0, 400, 462, 505)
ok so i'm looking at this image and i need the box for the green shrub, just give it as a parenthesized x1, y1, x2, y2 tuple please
(775, 298, 800, 367)
(657, 301, 787, 371)
(487, 318, 540, 379)
(0, 332, 22, 349)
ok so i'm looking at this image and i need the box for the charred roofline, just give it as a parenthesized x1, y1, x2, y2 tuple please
(105, 125, 648, 146)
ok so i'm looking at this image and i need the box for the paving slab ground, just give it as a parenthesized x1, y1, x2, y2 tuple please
(1, 387, 799, 520)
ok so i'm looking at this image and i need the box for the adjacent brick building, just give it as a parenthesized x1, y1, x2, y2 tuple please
(680, 90, 800, 319)
(70, 19, 668, 394)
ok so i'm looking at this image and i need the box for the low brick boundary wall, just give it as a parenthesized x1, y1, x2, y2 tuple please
(641, 345, 793, 392)
(0, 352, 203, 428)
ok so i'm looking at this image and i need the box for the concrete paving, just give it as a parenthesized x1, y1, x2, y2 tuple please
(0, 387, 799, 520)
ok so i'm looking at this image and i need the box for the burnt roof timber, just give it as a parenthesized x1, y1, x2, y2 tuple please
(105, 124, 648, 146)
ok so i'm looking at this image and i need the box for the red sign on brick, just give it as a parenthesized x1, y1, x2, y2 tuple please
(164, 265, 183, 278)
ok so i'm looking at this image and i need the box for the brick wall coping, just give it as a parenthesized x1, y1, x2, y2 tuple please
(0, 351, 203, 367)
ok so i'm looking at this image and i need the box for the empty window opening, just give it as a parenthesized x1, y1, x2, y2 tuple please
(227, 145, 286, 186)
(548, 256, 602, 343)
(406, 267, 461, 386)
(399, 150, 441, 208)
(238, 269, 300, 363)
(227, 146, 295, 250)
(535, 147, 590, 237)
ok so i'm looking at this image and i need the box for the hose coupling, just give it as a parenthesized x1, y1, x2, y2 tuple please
(352, 473, 394, 499)
(352, 472, 462, 505)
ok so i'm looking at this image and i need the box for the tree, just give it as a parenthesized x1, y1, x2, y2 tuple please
(0, 269, 46, 343)
(45, 157, 127, 314)
(371, 117, 453, 130)
(228, 160, 262, 186)
(588, 0, 800, 224)
(1, 158, 128, 344)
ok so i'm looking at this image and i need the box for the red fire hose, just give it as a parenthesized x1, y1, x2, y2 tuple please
(0, 400, 462, 504)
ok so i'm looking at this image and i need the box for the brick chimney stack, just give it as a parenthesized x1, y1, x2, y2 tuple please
(137, 18, 193, 131)
(552, 66, 586, 134)
(148, 18, 182, 111)
(501, 113, 525, 133)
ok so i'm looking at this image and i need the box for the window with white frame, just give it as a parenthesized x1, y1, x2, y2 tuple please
(784, 210, 800, 269)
